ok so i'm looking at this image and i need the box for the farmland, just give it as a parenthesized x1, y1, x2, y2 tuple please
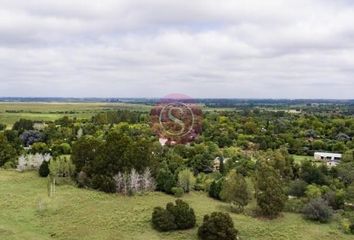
(0, 102, 151, 127)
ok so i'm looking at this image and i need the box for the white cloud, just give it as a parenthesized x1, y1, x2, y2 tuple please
(0, 0, 353, 98)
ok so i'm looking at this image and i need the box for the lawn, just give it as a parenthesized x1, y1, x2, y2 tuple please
(0, 170, 351, 240)
(292, 155, 313, 164)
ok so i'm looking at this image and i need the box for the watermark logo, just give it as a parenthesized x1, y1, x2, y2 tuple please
(150, 93, 202, 145)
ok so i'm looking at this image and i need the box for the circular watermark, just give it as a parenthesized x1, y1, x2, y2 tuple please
(150, 93, 202, 145)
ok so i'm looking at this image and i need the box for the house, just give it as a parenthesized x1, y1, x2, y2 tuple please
(314, 152, 342, 167)
(213, 157, 229, 172)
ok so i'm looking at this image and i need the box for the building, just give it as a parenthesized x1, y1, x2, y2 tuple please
(314, 152, 342, 167)
(213, 157, 229, 172)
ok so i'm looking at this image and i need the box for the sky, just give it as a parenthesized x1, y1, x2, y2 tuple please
(0, 0, 353, 99)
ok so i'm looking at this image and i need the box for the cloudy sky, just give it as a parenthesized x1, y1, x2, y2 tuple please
(0, 0, 353, 98)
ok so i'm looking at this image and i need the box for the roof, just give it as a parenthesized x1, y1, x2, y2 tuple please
(314, 152, 342, 157)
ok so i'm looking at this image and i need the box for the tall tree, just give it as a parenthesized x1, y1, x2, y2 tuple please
(255, 159, 286, 218)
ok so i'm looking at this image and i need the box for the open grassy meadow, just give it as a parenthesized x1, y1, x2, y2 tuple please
(0, 170, 351, 240)
(0, 102, 151, 127)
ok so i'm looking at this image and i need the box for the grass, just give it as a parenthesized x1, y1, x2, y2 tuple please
(0, 102, 151, 127)
(0, 170, 352, 240)
(292, 155, 313, 164)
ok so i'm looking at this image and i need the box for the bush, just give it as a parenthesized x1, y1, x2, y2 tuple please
(152, 200, 196, 232)
(172, 187, 184, 198)
(288, 179, 308, 197)
(39, 160, 50, 177)
(91, 175, 116, 193)
(198, 212, 238, 240)
(323, 190, 345, 210)
(156, 168, 176, 194)
(302, 198, 333, 223)
(152, 207, 176, 232)
(209, 178, 224, 200)
(350, 223, 354, 234)
(284, 198, 305, 213)
(167, 199, 196, 230)
(178, 169, 196, 193)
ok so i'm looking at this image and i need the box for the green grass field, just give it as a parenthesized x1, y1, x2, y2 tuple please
(292, 155, 313, 164)
(0, 170, 351, 240)
(0, 102, 151, 127)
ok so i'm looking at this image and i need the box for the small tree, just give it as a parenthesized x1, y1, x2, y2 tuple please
(220, 170, 250, 212)
(209, 178, 224, 200)
(198, 212, 238, 240)
(302, 198, 333, 223)
(39, 160, 50, 177)
(156, 167, 176, 194)
(178, 169, 196, 193)
(255, 160, 286, 218)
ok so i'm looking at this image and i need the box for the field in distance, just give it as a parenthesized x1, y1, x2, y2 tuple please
(0, 170, 351, 240)
(0, 102, 151, 127)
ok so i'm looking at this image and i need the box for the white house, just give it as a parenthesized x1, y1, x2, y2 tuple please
(314, 152, 342, 167)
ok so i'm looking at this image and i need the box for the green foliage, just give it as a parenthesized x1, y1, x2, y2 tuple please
(220, 170, 250, 212)
(152, 200, 196, 232)
(151, 207, 177, 232)
(171, 187, 184, 198)
(305, 184, 322, 199)
(0, 133, 16, 167)
(177, 169, 196, 193)
(302, 198, 333, 223)
(38, 160, 50, 177)
(166, 199, 196, 230)
(12, 119, 33, 132)
(31, 142, 49, 154)
(91, 175, 116, 193)
(209, 178, 224, 200)
(156, 165, 176, 194)
(284, 198, 305, 213)
(288, 179, 308, 197)
(323, 190, 345, 210)
(0, 123, 6, 131)
(198, 212, 238, 240)
(300, 161, 328, 185)
(255, 160, 286, 218)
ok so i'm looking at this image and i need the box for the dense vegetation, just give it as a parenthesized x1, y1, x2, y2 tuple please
(1, 102, 354, 239)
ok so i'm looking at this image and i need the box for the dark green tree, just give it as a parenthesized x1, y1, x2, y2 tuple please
(255, 160, 286, 218)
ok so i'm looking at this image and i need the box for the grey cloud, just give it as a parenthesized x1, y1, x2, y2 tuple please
(0, 0, 353, 98)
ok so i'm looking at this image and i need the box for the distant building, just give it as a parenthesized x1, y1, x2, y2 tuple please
(314, 152, 342, 167)
(213, 157, 229, 172)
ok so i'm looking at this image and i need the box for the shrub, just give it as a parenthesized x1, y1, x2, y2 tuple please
(288, 179, 308, 197)
(178, 169, 196, 193)
(284, 198, 305, 213)
(302, 198, 333, 223)
(156, 168, 176, 194)
(209, 178, 224, 200)
(198, 212, 238, 240)
(350, 223, 354, 234)
(91, 175, 116, 193)
(152, 207, 176, 232)
(172, 187, 184, 198)
(167, 199, 196, 230)
(77, 171, 89, 188)
(323, 190, 345, 210)
(152, 200, 196, 232)
(39, 160, 50, 177)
